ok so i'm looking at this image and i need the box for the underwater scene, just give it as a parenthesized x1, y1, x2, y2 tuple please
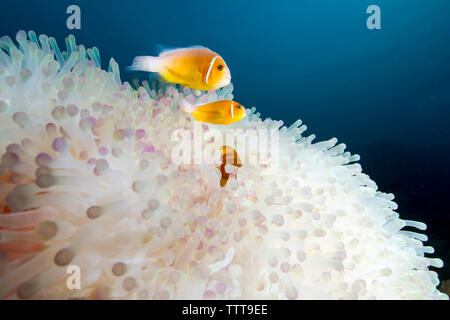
(0, 0, 449, 301)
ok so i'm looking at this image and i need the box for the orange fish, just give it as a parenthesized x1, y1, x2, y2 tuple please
(129, 47, 231, 90)
(217, 146, 242, 187)
(182, 100, 246, 125)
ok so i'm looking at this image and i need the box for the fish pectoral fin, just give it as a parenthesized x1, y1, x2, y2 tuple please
(165, 66, 186, 82)
(198, 109, 222, 115)
(193, 110, 222, 117)
(192, 110, 223, 122)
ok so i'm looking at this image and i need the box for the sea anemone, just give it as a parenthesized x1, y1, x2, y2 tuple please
(0, 31, 447, 300)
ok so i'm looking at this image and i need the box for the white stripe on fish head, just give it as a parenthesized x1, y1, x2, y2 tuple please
(205, 55, 219, 84)
(230, 101, 234, 119)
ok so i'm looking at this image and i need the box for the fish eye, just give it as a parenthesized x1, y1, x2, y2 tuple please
(236, 105, 242, 109)
(217, 64, 224, 71)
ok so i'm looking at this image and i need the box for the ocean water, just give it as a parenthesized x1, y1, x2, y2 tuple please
(1, 0, 449, 282)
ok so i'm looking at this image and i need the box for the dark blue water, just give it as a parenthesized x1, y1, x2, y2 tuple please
(1, 0, 449, 281)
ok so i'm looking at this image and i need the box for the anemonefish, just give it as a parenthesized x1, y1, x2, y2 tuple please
(181, 100, 246, 125)
(217, 146, 242, 187)
(129, 47, 231, 90)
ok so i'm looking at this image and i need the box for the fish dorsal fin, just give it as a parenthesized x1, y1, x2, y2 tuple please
(157, 45, 210, 56)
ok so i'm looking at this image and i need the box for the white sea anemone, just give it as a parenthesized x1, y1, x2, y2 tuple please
(0, 31, 447, 300)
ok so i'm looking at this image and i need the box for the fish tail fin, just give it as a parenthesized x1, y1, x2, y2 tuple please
(180, 99, 197, 113)
(128, 56, 163, 73)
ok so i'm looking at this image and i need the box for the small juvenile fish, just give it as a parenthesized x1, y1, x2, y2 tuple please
(217, 146, 242, 187)
(129, 47, 231, 90)
(182, 100, 246, 125)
